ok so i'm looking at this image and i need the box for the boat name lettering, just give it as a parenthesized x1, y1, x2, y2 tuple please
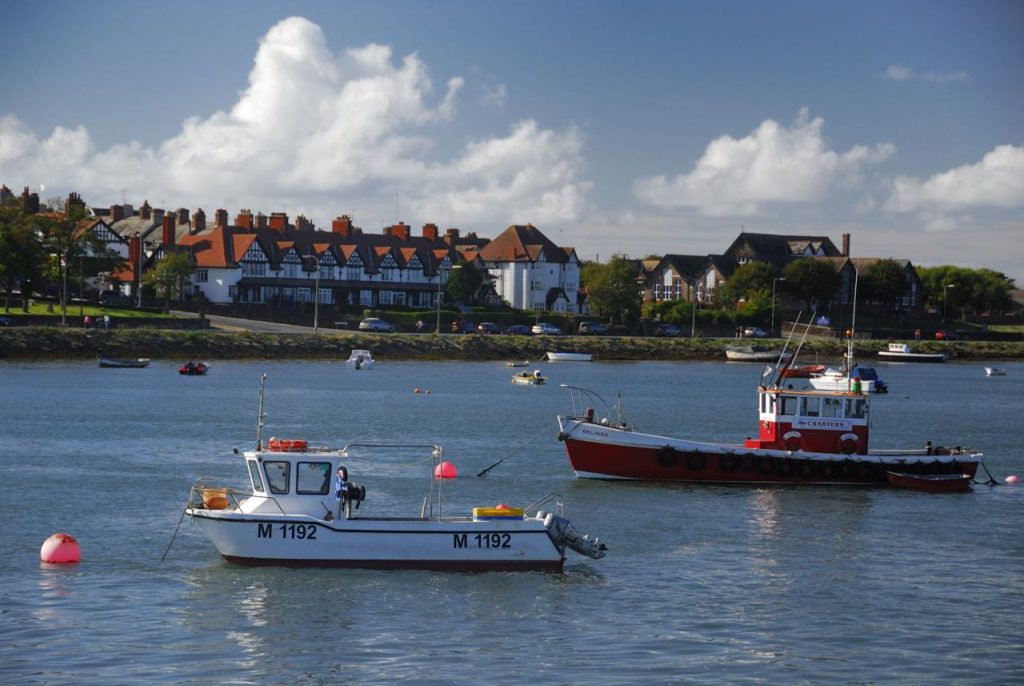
(581, 427, 609, 437)
(453, 533, 511, 549)
(793, 418, 852, 430)
(256, 523, 317, 540)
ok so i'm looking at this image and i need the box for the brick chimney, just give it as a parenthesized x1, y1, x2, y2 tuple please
(256, 212, 268, 229)
(177, 208, 189, 225)
(111, 204, 125, 222)
(162, 215, 175, 247)
(332, 215, 354, 239)
(21, 187, 40, 214)
(269, 212, 289, 232)
(386, 222, 410, 243)
(140, 200, 151, 220)
(842, 232, 850, 257)
(192, 208, 206, 233)
(296, 214, 314, 232)
(67, 192, 85, 210)
(444, 228, 460, 245)
(152, 208, 165, 226)
(236, 209, 253, 230)
(215, 209, 229, 229)
(422, 223, 439, 242)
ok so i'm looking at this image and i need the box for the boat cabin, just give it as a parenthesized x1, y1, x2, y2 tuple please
(236, 440, 351, 518)
(744, 386, 871, 454)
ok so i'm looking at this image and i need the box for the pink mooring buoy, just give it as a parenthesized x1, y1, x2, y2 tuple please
(40, 533, 81, 564)
(434, 460, 458, 479)
(1005, 475, 1020, 484)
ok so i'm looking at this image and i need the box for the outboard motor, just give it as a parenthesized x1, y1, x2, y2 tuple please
(538, 511, 608, 560)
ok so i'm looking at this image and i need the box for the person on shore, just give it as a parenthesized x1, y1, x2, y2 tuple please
(103, 314, 111, 331)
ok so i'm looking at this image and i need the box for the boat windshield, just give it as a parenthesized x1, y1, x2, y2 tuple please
(247, 460, 265, 492)
(264, 461, 290, 494)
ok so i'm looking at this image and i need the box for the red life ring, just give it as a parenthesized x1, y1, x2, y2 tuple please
(783, 431, 802, 452)
(837, 434, 859, 455)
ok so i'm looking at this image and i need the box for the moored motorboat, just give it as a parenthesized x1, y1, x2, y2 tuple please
(780, 363, 826, 378)
(886, 471, 972, 493)
(512, 370, 547, 385)
(183, 376, 606, 570)
(179, 360, 209, 375)
(725, 345, 792, 362)
(506, 360, 530, 367)
(555, 374, 982, 487)
(547, 351, 593, 362)
(808, 365, 887, 393)
(984, 367, 1006, 377)
(346, 349, 374, 369)
(98, 357, 150, 368)
(878, 343, 945, 363)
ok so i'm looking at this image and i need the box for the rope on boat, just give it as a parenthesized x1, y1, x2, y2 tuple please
(476, 420, 558, 477)
(160, 501, 191, 562)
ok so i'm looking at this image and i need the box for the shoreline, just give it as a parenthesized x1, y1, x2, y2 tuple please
(1, 327, 1022, 361)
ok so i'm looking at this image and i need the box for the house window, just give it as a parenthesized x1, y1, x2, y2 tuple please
(242, 261, 266, 277)
(347, 266, 362, 280)
(381, 267, 397, 282)
(320, 265, 333, 280)
(530, 280, 543, 291)
(318, 288, 332, 305)
(380, 290, 394, 305)
(193, 270, 208, 283)
(359, 290, 373, 306)
(284, 263, 299, 278)
(297, 287, 311, 302)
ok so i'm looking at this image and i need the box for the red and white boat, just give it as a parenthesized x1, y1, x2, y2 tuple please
(555, 378, 983, 486)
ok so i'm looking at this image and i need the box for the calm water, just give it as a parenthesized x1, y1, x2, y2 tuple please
(1, 357, 1022, 685)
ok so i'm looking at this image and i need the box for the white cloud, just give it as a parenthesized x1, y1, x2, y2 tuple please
(885, 64, 970, 84)
(884, 144, 1024, 229)
(632, 108, 894, 217)
(481, 82, 508, 109)
(0, 16, 587, 229)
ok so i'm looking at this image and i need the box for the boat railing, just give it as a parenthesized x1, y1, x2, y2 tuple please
(559, 384, 631, 429)
(523, 493, 564, 518)
(188, 482, 288, 516)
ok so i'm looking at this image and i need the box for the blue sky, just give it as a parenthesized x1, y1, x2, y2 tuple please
(2, 0, 1021, 279)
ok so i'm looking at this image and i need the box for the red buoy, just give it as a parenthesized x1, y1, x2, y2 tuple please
(40, 533, 81, 564)
(434, 461, 458, 479)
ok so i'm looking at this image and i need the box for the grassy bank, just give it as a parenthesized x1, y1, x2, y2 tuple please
(2, 327, 1023, 361)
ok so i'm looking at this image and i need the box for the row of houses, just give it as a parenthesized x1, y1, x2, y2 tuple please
(4, 184, 921, 314)
(641, 232, 923, 310)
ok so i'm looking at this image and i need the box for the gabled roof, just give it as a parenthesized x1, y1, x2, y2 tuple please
(724, 232, 841, 261)
(657, 254, 708, 281)
(477, 224, 571, 264)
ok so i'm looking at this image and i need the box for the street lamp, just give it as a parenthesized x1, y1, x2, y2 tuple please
(771, 277, 786, 336)
(306, 253, 320, 334)
(690, 287, 701, 338)
(943, 284, 956, 323)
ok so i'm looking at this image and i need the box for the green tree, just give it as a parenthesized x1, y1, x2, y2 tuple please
(35, 199, 100, 325)
(0, 199, 46, 312)
(782, 259, 841, 312)
(143, 251, 195, 313)
(587, 255, 642, 327)
(862, 259, 907, 313)
(446, 261, 484, 305)
(918, 265, 1014, 317)
(720, 261, 778, 307)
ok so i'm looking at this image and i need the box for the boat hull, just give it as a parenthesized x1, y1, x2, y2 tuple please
(877, 352, 945, 363)
(547, 352, 592, 362)
(557, 418, 980, 485)
(886, 472, 972, 493)
(187, 511, 567, 571)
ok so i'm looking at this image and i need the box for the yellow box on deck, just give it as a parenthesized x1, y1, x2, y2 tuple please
(472, 507, 524, 521)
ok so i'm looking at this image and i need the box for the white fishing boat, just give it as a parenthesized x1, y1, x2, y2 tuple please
(877, 343, 946, 363)
(546, 351, 593, 362)
(985, 367, 1007, 376)
(182, 376, 606, 571)
(808, 365, 887, 393)
(346, 349, 374, 369)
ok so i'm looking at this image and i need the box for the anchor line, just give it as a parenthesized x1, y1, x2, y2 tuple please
(160, 501, 191, 562)
(476, 420, 558, 477)
(974, 460, 999, 486)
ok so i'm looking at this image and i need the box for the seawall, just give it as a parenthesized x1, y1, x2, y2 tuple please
(1, 328, 1022, 361)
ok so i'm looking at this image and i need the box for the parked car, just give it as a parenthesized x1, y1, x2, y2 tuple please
(935, 330, 958, 341)
(451, 318, 476, 333)
(358, 317, 394, 333)
(505, 324, 532, 336)
(98, 290, 130, 306)
(744, 327, 768, 338)
(654, 323, 682, 337)
(578, 321, 608, 335)
(531, 322, 561, 336)
(476, 322, 501, 335)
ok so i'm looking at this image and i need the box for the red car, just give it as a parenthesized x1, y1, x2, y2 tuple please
(935, 330, 958, 341)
